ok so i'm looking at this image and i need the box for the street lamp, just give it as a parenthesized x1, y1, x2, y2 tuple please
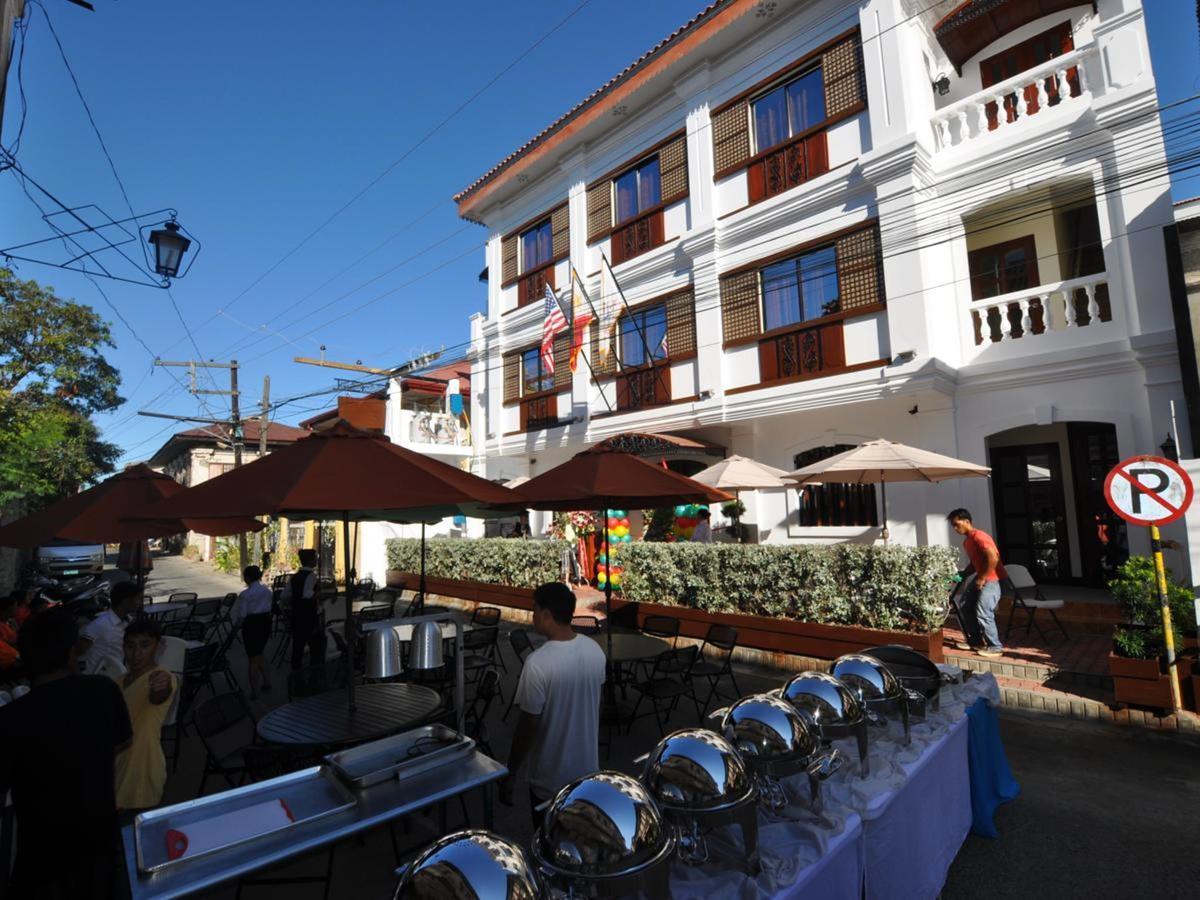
(148, 221, 192, 279)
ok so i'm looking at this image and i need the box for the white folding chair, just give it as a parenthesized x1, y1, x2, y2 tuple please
(1003, 564, 1069, 641)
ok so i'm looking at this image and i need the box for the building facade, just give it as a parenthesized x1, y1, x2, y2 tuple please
(457, 0, 1187, 587)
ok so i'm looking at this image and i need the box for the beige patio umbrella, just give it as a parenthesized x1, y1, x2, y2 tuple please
(785, 439, 990, 543)
(692, 454, 791, 542)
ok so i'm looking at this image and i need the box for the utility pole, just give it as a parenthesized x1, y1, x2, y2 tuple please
(144, 359, 248, 567)
(253, 375, 270, 567)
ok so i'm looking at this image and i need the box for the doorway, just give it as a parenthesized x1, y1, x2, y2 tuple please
(990, 443, 1071, 583)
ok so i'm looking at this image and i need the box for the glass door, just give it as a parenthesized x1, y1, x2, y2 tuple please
(990, 443, 1071, 583)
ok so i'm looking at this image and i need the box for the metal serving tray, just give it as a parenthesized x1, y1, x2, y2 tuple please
(134, 766, 356, 874)
(325, 724, 476, 789)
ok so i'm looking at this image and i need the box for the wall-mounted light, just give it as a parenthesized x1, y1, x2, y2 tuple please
(892, 350, 918, 365)
(932, 74, 951, 96)
(1161, 433, 1179, 462)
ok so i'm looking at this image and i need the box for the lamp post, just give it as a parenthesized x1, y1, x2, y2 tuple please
(148, 221, 192, 279)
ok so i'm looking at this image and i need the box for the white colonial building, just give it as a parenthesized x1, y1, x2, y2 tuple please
(455, 0, 1189, 588)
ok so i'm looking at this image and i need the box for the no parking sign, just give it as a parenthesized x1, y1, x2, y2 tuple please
(1103, 455, 1193, 526)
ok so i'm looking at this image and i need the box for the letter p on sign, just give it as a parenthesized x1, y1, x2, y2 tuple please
(1104, 455, 1193, 526)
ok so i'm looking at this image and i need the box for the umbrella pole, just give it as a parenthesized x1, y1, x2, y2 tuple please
(343, 511, 356, 712)
(603, 510, 613, 661)
(419, 522, 427, 615)
(880, 473, 890, 545)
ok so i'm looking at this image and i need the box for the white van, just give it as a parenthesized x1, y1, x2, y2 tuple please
(35, 540, 105, 577)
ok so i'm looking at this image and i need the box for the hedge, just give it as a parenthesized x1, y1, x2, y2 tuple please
(386, 538, 958, 633)
(387, 538, 566, 589)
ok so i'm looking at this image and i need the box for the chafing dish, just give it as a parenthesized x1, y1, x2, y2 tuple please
(639, 728, 759, 872)
(718, 694, 842, 819)
(780, 671, 871, 777)
(325, 724, 475, 789)
(863, 644, 959, 712)
(394, 829, 547, 899)
(832, 653, 925, 746)
(532, 771, 675, 898)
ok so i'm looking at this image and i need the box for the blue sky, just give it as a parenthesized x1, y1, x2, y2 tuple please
(2, 0, 1197, 466)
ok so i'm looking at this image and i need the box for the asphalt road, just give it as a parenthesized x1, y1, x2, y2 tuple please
(944, 710, 1200, 898)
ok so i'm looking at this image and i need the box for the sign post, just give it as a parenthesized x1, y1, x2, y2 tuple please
(1103, 455, 1194, 710)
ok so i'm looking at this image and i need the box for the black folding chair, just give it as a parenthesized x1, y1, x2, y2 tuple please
(503, 629, 534, 720)
(642, 615, 680, 646)
(628, 646, 700, 737)
(194, 691, 256, 795)
(168, 591, 199, 605)
(355, 603, 394, 624)
(470, 606, 501, 627)
(462, 667, 501, 757)
(689, 624, 741, 713)
(456, 626, 504, 685)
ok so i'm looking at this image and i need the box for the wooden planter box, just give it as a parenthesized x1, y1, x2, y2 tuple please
(387, 571, 945, 663)
(613, 597, 944, 663)
(1109, 651, 1178, 711)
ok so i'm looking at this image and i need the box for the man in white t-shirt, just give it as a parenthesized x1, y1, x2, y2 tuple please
(501, 582, 606, 826)
(76, 582, 142, 674)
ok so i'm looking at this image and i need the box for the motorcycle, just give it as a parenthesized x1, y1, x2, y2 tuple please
(21, 567, 111, 617)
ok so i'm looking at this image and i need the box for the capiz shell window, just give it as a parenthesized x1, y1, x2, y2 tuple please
(761, 245, 840, 331)
(752, 67, 825, 153)
(614, 157, 662, 225)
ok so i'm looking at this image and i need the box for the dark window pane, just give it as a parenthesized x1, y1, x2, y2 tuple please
(620, 304, 668, 367)
(645, 305, 668, 361)
(1001, 247, 1030, 292)
(638, 157, 661, 211)
(753, 86, 788, 152)
(786, 68, 825, 134)
(762, 259, 801, 330)
(799, 246, 839, 319)
(615, 170, 638, 224)
(620, 315, 644, 367)
(521, 220, 552, 271)
(522, 348, 550, 394)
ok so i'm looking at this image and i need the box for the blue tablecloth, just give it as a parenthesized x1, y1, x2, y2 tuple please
(966, 696, 1020, 837)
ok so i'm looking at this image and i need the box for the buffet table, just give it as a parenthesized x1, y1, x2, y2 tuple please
(667, 670, 1005, 900)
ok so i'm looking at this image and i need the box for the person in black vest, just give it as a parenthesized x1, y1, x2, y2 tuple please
(282, 548, 324, 671)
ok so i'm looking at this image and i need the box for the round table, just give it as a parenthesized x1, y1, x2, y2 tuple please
(588, 631, 670, 662)
(256, 682, 442, 747)
(141, 601, 189, 619)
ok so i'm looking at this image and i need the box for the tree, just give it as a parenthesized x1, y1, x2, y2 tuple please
(0, 268, 122, 508)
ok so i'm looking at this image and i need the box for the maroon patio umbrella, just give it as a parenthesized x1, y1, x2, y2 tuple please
(133, 420, 520, 708)
(0, 464, 265, 585)
(512, 444, 732, 658)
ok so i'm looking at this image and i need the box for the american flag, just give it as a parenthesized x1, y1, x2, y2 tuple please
(541, 283, 567, 375)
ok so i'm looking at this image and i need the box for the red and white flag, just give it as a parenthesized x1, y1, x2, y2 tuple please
(541, 283, 567, 375)
(569, 268, 594, 372)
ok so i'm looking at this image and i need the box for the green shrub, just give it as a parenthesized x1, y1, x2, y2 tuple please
(386, 538, 565, 589)
(620, 542, 958, 632)
(1108, 556, 1192, 657)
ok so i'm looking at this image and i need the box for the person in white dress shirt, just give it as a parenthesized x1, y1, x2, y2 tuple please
(234, 565, 274, 697)
(77, 582, 142, 674)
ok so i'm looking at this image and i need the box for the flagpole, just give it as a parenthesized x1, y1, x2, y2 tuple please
(549, 281, 615, 414)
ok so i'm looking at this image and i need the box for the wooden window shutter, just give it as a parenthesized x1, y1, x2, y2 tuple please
(720, 270, 762, 343)
(822, 33, 865, 119)
(665, 290, 696, 355)
(587, 182, 612, 244)
(551, 203, 570, 260)
(503, 352, 521, 402)
(836, 224, 885, 311)
(553, 334, 571, 389)
(712, 99, 751, 175)
(659, 134, 689, 204)
(590, 316, 618, 377)
(501, 234, 518, 283)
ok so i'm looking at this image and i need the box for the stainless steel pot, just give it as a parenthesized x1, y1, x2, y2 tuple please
(780, 671, 871, 777)
(718, 694, 842, 819)
(639, 728, 759, 872)
(832, 653, 925, 746)
(863, 644, 958, 712)
(394, 829, 546, 899)
(532, 771, 674, 898)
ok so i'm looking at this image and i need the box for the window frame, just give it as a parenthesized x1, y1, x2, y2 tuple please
(520, 347, 553, 397)
(751, 64, 827, 155)
(759, 243, 841, 332)
(519, 218, 554, 275)
(618, 303, 670, 369)
(792, 445, 878, 528)
(967, 235, 1040, 301)
(613, 156, 663, 226)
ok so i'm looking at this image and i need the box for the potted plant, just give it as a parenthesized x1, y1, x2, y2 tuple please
(1108, 557, 1192, 711)
(722, 499, 748, 542)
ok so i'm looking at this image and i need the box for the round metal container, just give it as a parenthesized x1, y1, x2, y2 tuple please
(780, 671, 865, 729)
(718, 693, 820, 776)
(831, 654, 903, 705)
(393, 829, 546, 899)
(533, 771, 674, 897)
(641, 728, 755, 813)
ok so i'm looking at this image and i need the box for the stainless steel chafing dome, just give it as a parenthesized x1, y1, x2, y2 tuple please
(641, 728, 755, 812)
(534, 771, 673, 879)
(394, 829, 546, 900)
(831, 654, 903, 705)
(781, 671, 865, 727)
(719, 693, 819, 765)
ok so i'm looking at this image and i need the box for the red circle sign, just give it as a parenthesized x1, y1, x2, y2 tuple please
(1103, 455, 1193, 526)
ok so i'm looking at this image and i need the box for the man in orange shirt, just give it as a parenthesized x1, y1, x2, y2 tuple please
(948, 508, 1005, 657)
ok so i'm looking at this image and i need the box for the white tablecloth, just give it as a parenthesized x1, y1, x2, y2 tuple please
(666, 671, 998, 900)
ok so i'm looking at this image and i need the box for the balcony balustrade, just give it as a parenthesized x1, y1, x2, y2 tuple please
(932, 45, 1096, 151)
(969, 272, 1110, 347)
